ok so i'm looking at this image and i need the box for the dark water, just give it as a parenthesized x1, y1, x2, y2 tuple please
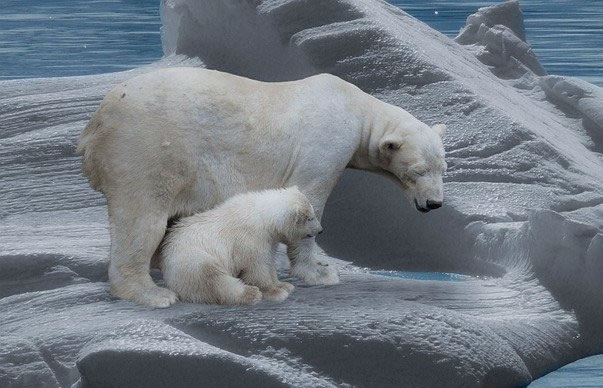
(0, 0, 162, 79)
(0, 0, 601, 86)
(371, 270, 468, 281)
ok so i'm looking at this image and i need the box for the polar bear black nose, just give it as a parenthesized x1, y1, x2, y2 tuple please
(426, 200, 442, 210)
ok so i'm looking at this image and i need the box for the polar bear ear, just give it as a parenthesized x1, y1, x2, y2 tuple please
(432, 124, 447, 137)
(288, 204, 302, 225)
(378, 135, 403, 153)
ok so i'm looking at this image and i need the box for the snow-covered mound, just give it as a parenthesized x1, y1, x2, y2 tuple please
(1, 0, 602, 387)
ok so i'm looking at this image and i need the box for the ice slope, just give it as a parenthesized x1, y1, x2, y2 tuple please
(1, 0, 602, 387)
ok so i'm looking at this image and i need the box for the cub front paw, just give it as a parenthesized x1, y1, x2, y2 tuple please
(277, 281, 295, 294)
(240, 285, 262, 305)
(262, 287, 290, 302)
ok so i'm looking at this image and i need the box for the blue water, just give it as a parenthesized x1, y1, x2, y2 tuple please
(371, 270, 469, 281)
(390, 0, 603, 86)
(528, 355, 603, 387)
(0, 0, 162, 79)
(0, 0, 602, 86)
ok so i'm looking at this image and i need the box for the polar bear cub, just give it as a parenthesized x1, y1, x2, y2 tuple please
(159, 187, 323, 305)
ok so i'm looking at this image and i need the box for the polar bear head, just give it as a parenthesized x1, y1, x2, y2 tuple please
(279, 187, 323, 242)
(377, 122, 447, 213)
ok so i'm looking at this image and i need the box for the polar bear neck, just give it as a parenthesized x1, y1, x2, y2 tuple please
(347, 89, 420, 172)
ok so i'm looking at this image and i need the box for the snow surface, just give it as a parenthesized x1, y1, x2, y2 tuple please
(1, 0, 603, 387)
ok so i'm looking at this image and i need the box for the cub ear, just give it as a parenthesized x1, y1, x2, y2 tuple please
(378, 135, 403, 153)
(432, 124, 447, 137)
(288, 204, 302, 225)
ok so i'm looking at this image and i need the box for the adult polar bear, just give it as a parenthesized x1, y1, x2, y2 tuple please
(78, 67, 447, 307)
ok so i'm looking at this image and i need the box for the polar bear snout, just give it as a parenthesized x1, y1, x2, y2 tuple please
(306, 220, 323, 238)
(414, 198, 443, 213)
(426, 200, 442, 210)
(307, 227, 323, 238)
(414, 199, 430, 213)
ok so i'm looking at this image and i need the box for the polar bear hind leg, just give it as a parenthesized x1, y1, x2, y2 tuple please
(107, 195, 178, 308)
(194, 262, 262, 305)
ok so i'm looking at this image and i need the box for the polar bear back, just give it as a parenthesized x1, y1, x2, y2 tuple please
(79, 67, 360, 214)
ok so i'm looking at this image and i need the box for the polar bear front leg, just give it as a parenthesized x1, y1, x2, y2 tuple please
(241, 255, 292, 302)
(287, 237, 339, 285)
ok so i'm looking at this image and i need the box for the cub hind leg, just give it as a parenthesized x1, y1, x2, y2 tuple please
(180, 261, 262, 305)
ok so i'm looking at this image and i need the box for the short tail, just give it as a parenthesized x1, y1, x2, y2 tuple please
(77, 112, 105, 191)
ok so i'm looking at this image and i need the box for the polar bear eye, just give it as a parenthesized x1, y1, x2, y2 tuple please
(308, 217, 314, 222)
(412, 168, 427, 177)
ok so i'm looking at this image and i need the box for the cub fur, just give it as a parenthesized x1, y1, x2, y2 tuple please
(159, 187, 322, 305)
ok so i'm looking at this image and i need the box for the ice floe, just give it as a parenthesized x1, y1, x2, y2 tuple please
(1, 0, 602, 386)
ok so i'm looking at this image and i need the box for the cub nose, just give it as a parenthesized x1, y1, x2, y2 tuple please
(426, 200, 442, 210)
(318, 229, 323, 235)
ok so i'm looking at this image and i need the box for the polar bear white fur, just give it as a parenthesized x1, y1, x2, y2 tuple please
(77, 67, 447, 307)
(159, 187, 322, 305)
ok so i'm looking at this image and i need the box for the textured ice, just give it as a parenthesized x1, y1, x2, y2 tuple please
(1, 0, 603, 387)
(456, 0, 546, 78)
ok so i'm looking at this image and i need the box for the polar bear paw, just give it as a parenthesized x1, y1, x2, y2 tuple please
(291, 259, 339, 286)
(262, 287, 291, 302)
(240, 285, 263, 305)
(113, 284, 179, 308)
(148, 287, 179, 308)
(277, 281, 295, 294)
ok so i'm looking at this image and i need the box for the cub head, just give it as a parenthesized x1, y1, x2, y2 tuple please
(281, 187, 323, 242)
(377, 122, 447, 213)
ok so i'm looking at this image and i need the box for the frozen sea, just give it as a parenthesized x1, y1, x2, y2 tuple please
(1, 0, 603, 387)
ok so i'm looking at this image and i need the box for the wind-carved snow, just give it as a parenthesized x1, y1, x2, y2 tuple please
(1, 0, 603, 387)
